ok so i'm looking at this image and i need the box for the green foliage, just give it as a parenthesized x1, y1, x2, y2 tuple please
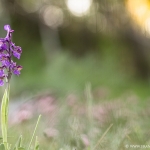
(3, 83, 150, 150)
(11, 51, 150, 100)
(1, 50, 150, 149)
(0, 86, 41, 150)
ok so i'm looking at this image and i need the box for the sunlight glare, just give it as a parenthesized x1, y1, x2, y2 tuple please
(126, 0, 150, 35)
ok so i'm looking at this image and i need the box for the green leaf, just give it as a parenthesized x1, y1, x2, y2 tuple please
(0, 143, 5, 150)
(1, 85, 10, 149)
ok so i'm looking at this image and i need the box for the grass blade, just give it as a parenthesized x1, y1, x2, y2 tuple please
(17, 135, 22, 148)
(93, 124, 113, 150)
(27, 115, 41, 150)
(34, 136, 39, 150)
(8, 144, 11, 150)
(13, 135, 22, 150)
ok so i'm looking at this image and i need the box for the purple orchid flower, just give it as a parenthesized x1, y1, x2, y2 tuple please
(0, 25, 22, 85)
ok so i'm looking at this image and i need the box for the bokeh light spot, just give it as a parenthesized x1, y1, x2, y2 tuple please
(41, 5, 64, 29)
(66, 0, 92, 17)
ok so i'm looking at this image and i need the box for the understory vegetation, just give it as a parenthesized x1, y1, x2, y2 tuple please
(7, 53, 150, 150)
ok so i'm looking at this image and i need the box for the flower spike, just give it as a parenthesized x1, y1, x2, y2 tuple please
(0, 25, 22, 85)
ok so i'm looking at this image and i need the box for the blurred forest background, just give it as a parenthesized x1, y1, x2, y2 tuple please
(0, 0, 150, 97)
(1, 0, 150, 149)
